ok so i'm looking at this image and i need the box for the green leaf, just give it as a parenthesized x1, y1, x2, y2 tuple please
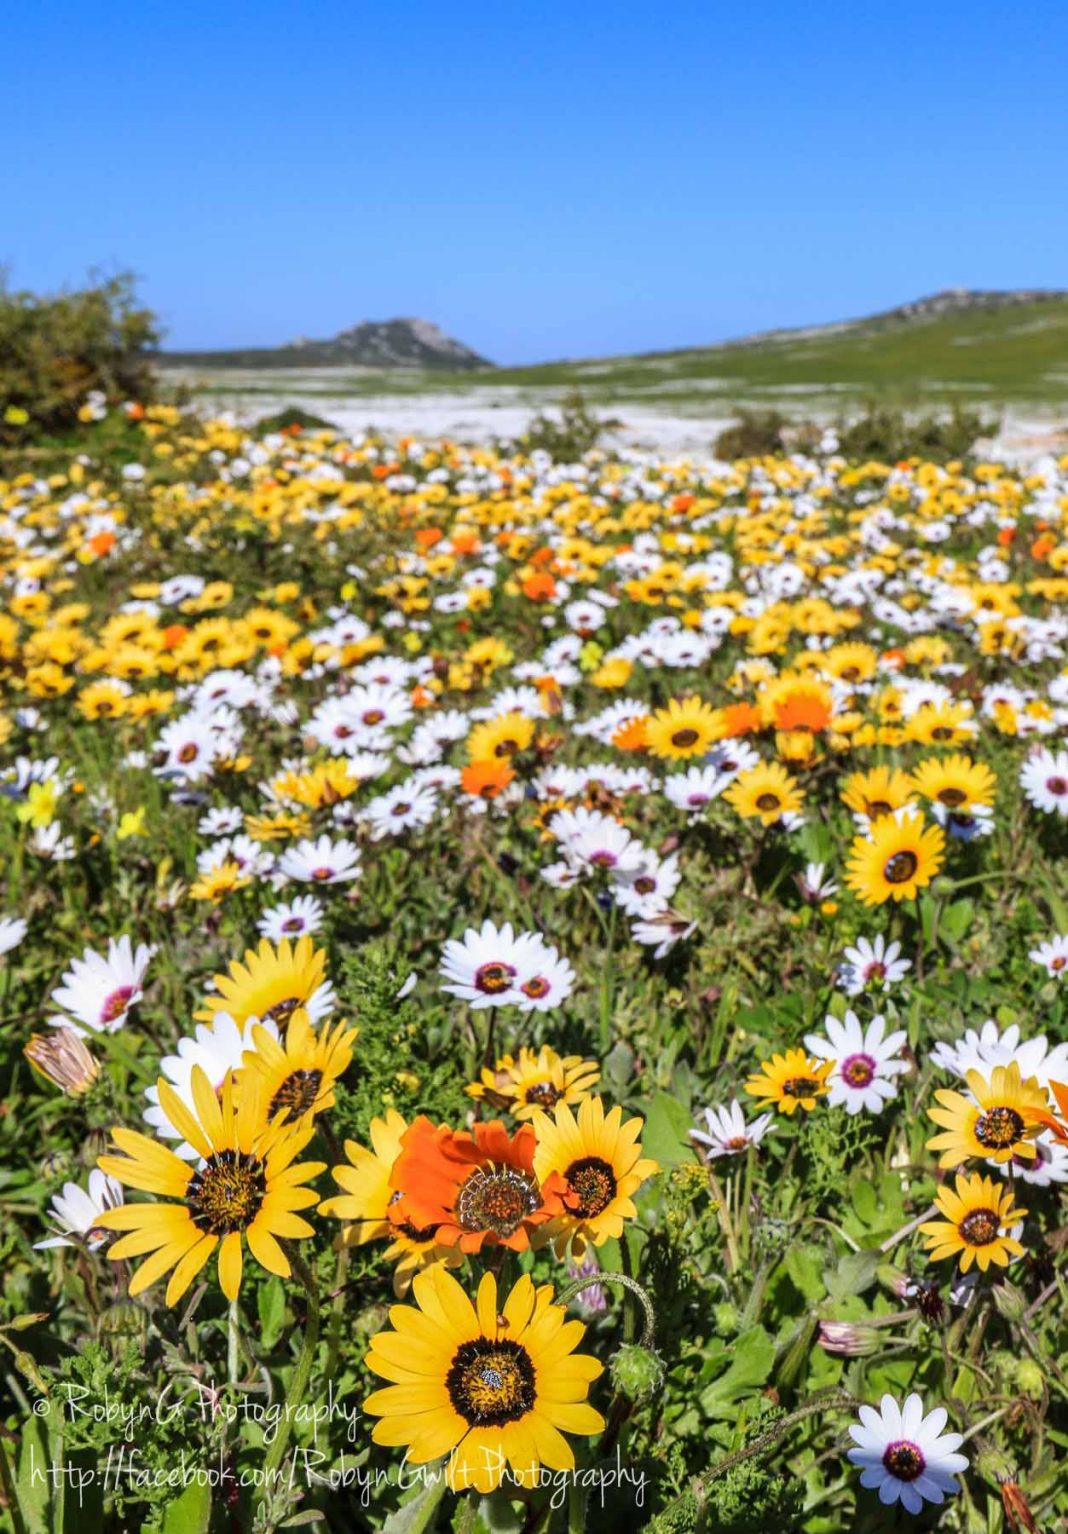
(161, 1478, 211, 1534)
(14, 1414, 52, 1534)
(823, 1248, 880, 1303)
(640, 1092, 695, 1168)
(380, 1471, 449, 1533)
(700, 1325, 775, 1417)
(258, 1275, 286, 1349)
(783, 1245, 826, 1303)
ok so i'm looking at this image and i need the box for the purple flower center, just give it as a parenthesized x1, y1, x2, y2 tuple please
(882, 1439, 926, 1481)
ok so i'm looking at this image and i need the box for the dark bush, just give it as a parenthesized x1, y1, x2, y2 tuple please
(252, 405, 336, 435)
(713, 409, 790, 459)
(0, 271, 160, 439)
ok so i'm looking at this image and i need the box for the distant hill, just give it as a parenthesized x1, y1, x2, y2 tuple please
(163, 317, 492, 371)
(480, 288, 1068, 407)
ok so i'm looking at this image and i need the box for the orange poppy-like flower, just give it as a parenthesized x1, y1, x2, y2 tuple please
(450, 530, 481, 556)
(388, 1117, 564, 1253)
(611, 716, 649, 751)
(460, 760, 515, 799)
(1031, 533, 1056, 560)
(162, 624, 189, 649)
(414, 527, 443, 549)
(770, 686, 833, 733)
(720, 701, 762, 737)
(996, 526, 1016, 547)
(522, 573, 558, 602)
(89, 531, 116, 557)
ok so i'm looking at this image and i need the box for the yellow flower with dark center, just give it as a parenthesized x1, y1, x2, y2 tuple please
(840, 765, 915, 821)
(531, 1096, 658, 1259)
(319, 1108, 463, 1296)
(95, 1066, 323, 1303)
(467, 711, 535, 763)
(845, 812, 945, 904)
(363, 1267, 605, 1492)
(905, 701, 976, 747)
(926, 1063, 1046, 1168)
(723, 761, 805, 825)
(645, 696, 722, 760)
(466, 1045, 600, 1121)
(189, 861, 252, 902)
(195, 936, 330, 1029)
(268, 760, 359, 809)
(744, 1047, 834, 1115)
(909, 753, 996, 812)
(239, 1009, 357, 1128)
(919, 1173, 1027, 1273)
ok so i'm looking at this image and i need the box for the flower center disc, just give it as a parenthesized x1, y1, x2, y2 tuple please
(564, 1156, 617, 1217)
(671, 728, 699, 749)
(268, 1067, 324, 1121)
(974, 1105, 1025, 1149)
(475, 961, 515, 995)
(841, 1053, 875, 1088)
(938, 787, 967, 807)
(100, 986, 134, 1024)
(524, 1080, 561, 1108)
(958, 1207, 1000, 1246)
(882, 1440, 926, 1481)
(262, 995, 302, 1026)
(456, 1164, 541, 1237)
(187, 1149, 266, 1235)
(782, 1076, 819, 1097)
(755, 793, 781, 812)
(446, 1338, 536, 1425)
(883, 850, 918, 884)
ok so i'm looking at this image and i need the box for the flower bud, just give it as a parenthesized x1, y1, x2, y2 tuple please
(816, 1321, 881, 1357)
(609, 1343, 665, 1401)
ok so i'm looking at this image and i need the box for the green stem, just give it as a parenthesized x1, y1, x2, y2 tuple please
(555, 1271, 656, 1349)
(258, 1245, 320, 1507)
(598, 901, 617, 1055)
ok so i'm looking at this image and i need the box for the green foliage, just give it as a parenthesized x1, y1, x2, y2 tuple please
(0, 272, 161, 439)
(713, 409, 790, 459)
(517, 389, 617, 459)
(836, 400, 1000, 462)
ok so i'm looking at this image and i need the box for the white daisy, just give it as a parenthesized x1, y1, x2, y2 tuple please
(363, 783, 439, 841)
(277, 834, 362, 885)
(0, 916, 28, 956)
(1029, 933, 1068, 979)
(549, 806, 645, 874)
(838, 933, 911, 996)
(34, 1169, 124, 1250)
(804, 1011, 909, 1114)
(612, 853, 680, 918)
(1020, 748, 1068, 816)
(439, 920, 526, 1009)
(143, 1014, 274, 1158)
(847, 1393, 967, 1514)
(256, 895, 326, 941)
(691, 1099, 774, 1157)
(49, 936, 157, 1035)
(509, 933, 576, 1012)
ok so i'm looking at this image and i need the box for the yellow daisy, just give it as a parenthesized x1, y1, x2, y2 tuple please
(744, 1047, 834, 1115)
(95, 1066, 323, 1303)
(532, 1096, 658, 1259)
(645, 696, 723, 760)
(844, 812, 945, 904)
(238, 1009, 357, 1129)
(919, 1173, 1027, 1273)
(195, 936, 332, 1029)
(363, 1266, 605, 1492)
(926, 1063, 1046, 1168)
(466, 1045, 600, 1121)
(723, 760, 805, 825)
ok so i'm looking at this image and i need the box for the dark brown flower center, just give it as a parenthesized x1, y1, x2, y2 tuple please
(187, 1148, 266, 1235)
(446, 1338, 536, 1425)
(268, 1067, 324, 1122)
(262, 995, 302, 1026)
(455, 1164, 541, 1238)
(565, 1156, 617, 1218)
(521, 976, 551, 999)
(883, 850, 918, 884)
(178, 742, 199, 763)
(671, 728, 699, 749)
(882, 1440, 926, 1481)
(931, 725, 954, 741)
(524, 1080, 562, 1108)
(756, 793, 781, 812)
(782, 1075, 819, 1097)
(937, 787, 967, 807)
(973, 1106, 1024, 1150)
(958, 1207, 1000, 1246)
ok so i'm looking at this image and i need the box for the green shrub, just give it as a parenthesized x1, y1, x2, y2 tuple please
(0, 270, 160, 439)
(836, 400, 999, 462)
(252, 404, 336, 435)
(713, 409, 790, 459)
(518, 388, 618, 459)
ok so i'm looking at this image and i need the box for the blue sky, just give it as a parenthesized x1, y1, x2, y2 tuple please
(4, 1, 1066, 364)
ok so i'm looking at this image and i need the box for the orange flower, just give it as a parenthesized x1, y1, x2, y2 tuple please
(522, 573, 558, 602)
(388, 1118, 564, 1253)
(996, 526, 1016, 547)
(88, 531, 116, 557)
(1031, 533, 1056, 560)
(414, 527, 443, 550)
(611, 716, 649, 751)
(162, 623, 189, 649)
(460, 760, 515, 799)
(1028, 1079, 1068, 1144)
(450, 530, 481, 556)
(721, 701, 762, 737)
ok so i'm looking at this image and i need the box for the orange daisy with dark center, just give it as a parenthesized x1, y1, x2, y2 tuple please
(187, 1149, 266, 1236)
(388, 1118, 561, 1252)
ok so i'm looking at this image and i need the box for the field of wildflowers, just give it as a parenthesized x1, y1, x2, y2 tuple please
(2, 401, 1068, 1532)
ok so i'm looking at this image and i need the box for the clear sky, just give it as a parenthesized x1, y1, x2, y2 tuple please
(4, 1, 1066, 364)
